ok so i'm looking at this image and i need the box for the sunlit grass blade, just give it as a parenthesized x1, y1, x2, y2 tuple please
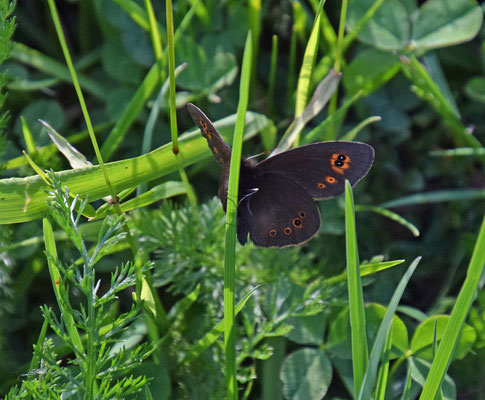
(420, 214, 485, 399)
(358, 257, 421, 400)
(400, 56, 482, 148)
(268, 34, 278, 115)
(303, 90, 362, 144)
(430, 147, 485, 157)
(274, 70, 340, 154)
(224, 30, 252, 400)
(11, 43, 104, 99)
(294, 0, 324, 119)
(340, 116, 381, 141)
(92, 181, 186, 220)
(380, 188, 485, 208)
(0, 112, 271, 224)
(41, 120, 92, 168)
(178, 285, 260, 366)
(345, 180, 368, 396)
(324, 259, 405, 286)
(355, 205, 420, 237)
(4, 123, 112, 171)
(375, 324, 393, 400)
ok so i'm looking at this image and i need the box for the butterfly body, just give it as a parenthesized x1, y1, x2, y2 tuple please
(187, 103, 374, 247)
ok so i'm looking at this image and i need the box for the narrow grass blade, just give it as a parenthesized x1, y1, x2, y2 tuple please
(0, 112, 271, 224)
(21, 116, 36, 154)
(345, 180, 369, 396)
(274, 70, 340, 154)
(420, 215, 485, 399)
(178, 285, 260, 366)
(11, 42, 104, 99)
(324, 259, 405, 286)
(430, 147, 485, 157)
(224, 31, 252, 400)
(92, 181, 186, 220)
(303, 90, 362, 144)
(294, 0, 324, 119)
(42, 120, 92, 168)
(375, 324, 393, 400)
(358, 257, 421, 400)
(380, 188, 485, 208)
(340, 116, 381, 141)
(356, 205, 420, 237)
(268, 34, 278, 115)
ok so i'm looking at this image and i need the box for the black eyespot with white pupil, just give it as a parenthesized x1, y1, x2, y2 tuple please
(334, 160, 344, 167)
(299, 211, 306, 218)
(337, 154, 346, 160)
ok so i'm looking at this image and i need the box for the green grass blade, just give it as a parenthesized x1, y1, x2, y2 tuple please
(0, 112, 271, 224)
(100, 63, 160, 161)
(11, 43, 104, 99)
(340, 116, 382, 141)
(224, 30, 252, 400)
(165, 0, 178, 152)
(294, 0, 324, 119)
(179, 285, 260, 367)
(355, 205, 420, 237)
(430, 147, 485, 157)
(380, 188, 485, 208)
(345, 180, 369, 396)
(375, 324, 393, 400)
(275, 70, 340, 153)
(303, 90, 362, 144)
(324, 259, 405, 286)
(358, 257, 421, 400)
(420, 214, 485, 399)
(268, 34, 278, 115)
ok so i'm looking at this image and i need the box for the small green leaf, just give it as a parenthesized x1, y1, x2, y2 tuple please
(280, 348, 332, 400)
(410, 315, 476, 361)
(465, 76, 485, 103)
(347, 0, 410, 51)
(412, 0, 483, 51)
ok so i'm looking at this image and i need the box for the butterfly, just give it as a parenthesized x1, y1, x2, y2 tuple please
(187, 103, 374, 247)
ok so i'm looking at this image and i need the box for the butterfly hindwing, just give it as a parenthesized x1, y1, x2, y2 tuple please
(254, 141, 374, 200)
(238, 173, 321, 247)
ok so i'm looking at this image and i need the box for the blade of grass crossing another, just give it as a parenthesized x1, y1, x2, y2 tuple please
(358, 257, 421, 400)
(224, 31, 252, 400)
(345, 180, 369, 396)
(294, 0, 324, 120)
(420, 214, 485, 399)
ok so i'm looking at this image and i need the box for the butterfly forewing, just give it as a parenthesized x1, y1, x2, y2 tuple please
(240, 173, 321, 247)
(187, 103, 232, 168)
(254, 141, 374, 200)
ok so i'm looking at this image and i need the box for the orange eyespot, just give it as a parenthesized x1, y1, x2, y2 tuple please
(284, 227, 292, 235)
(325, 176, 337, 184)
(293, 218, 302, 228)
(299, 211, 306, 218)
(331, 153, 351, 174)
(317, 182, 326, 189)
(269, 229, 277, 237)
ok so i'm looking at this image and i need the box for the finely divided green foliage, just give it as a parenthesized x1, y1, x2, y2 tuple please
(6, 174, 151, 399)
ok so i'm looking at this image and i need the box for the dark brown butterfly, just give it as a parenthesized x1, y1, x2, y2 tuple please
(187, 103, 374, 247)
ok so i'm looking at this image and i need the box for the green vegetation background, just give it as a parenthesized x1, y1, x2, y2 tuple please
(0, 0, 484, 399)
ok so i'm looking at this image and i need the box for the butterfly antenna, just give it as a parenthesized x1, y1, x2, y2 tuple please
(246, 151, 270, 161)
